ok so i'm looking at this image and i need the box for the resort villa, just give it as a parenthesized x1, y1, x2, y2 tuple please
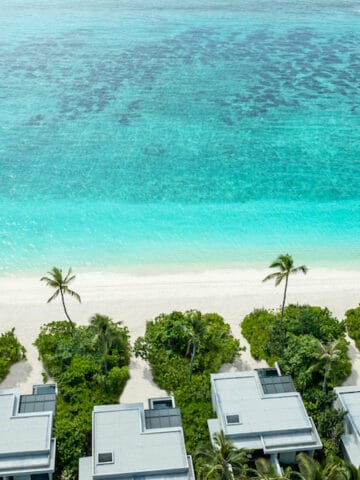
(0, 385, 57, 480)
(79, 396, 195, 480)
(334, 386, 360, 467)
(208, 369, 322, 471)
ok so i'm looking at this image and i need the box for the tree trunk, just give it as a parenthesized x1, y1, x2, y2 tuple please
(60, 289, 74, 332)
(104, 343, 108, 375)
(280, 274, 289, 325)
(323, 364, 329, 392)
(189, 341, 196, 381)
(322, 373, 327, 393)
(278, 275, 289, 350)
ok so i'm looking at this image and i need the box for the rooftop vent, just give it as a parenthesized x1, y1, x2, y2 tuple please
(226, 414, 240, 424)
(98, 452, 113, 464)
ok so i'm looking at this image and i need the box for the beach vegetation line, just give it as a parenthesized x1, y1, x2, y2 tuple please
(35, 315, 131, 479)
(134, 310, 240, 457)
(345, 306, 360, 349)
(241, 304, 351, 457)
(0, 328, 26, 382)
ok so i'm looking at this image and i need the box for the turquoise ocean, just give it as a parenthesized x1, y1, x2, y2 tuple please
(0, 0, 359, 274)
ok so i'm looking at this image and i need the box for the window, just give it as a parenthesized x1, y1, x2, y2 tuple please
(98, 452, 113, 464)
(226, 414, 240, 424)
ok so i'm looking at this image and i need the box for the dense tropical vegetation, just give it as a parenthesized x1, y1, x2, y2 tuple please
(35, 315, 131, 479)
(134, 309, 240, 454)
(345, 306, 360, 349)
(195, 431, 249, 480)
(241, 304, 351, 456)
(195, 431, 360, 480)
(0, 328, 26, 382)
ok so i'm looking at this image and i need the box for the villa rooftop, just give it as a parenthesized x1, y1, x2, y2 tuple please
(335, 386, 360, 467)
(0, 385, 56, 477)
(80, 397, 194, 480)
(208, 370, 322, 455)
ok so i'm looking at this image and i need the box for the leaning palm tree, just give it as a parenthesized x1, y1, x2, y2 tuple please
(185, 310, 207, 381)
(40, 267, 81, 330)
(307, 339, 342, 392)
(263, 254, 308, 325)
(195, 430, 249, 480)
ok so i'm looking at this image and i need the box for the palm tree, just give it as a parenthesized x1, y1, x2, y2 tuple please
(40, 267, 81, 330)
(296, 453, 322, 480)
(195, 430, 249, 480)
(90, 314, 128, 374)
(263, 254, 308, 325)
(185, 310, 207, 381)
(296, 452, 360, 480)
(248, 457, 298, 480)
(307, 339, 342, 392)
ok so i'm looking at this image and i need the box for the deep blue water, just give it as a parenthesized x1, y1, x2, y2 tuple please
(0, 0, 359, 273)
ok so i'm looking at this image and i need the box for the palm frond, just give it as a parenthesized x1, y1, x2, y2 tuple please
(47, 289, 60, 303)
(63, 267, 73, 283)
(274, 273, 286, 286)
(40, 277, 59, 288)
(50, 267, 63, 282)
(296, 452, 320, 480)
(263, 272, 282, 283)
(291, 265, 308, 275)
(269, 260, 286, 270)
(65, 288, 81, 303)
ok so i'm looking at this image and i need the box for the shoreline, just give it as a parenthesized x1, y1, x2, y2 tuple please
(1, 266, 360, 399)
(2, 251, 360, 279)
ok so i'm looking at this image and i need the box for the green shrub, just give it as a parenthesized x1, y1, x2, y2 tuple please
(35, 315, 131, 479)
(283, 305, 345, 342)
(345, 306, 360, 348)
(241, 304, 346, 365)
(107, 365, 130, 392)
(0, 328, 26, 381)
(134, 310, 240, 456)
(304, 390, 345, 458)
(241, 309, 276, 362)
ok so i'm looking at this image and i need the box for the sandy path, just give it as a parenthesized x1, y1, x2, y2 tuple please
(1, 268, 359, 400)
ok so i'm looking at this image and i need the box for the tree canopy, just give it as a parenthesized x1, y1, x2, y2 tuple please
(135, 310, 240, 455)
(35, 316, 130, 479)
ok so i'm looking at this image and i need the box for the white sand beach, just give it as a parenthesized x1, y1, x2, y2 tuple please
(1, 267, 360, 400)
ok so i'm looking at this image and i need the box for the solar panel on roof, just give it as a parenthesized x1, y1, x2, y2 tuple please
(18, 393, 56, 414)
(259, 374, 296, 395)
(144, 407, 182, 430)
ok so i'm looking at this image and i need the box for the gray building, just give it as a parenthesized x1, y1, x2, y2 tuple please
(334, 385, 360, 467)
(79, 397, 194, 480)
(208, 370, 322, 469)
(0, 385, 57, 480)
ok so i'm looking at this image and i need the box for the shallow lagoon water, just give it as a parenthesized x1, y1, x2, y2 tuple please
(1, 0, 359, 273)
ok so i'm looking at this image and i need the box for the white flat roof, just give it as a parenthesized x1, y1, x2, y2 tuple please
(211, 372, 322, 453)
(0, 391, 52, 455)
(93, 403, 189, 477)
(335, 386, 360, 467)
(335, 386, 360, 437)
